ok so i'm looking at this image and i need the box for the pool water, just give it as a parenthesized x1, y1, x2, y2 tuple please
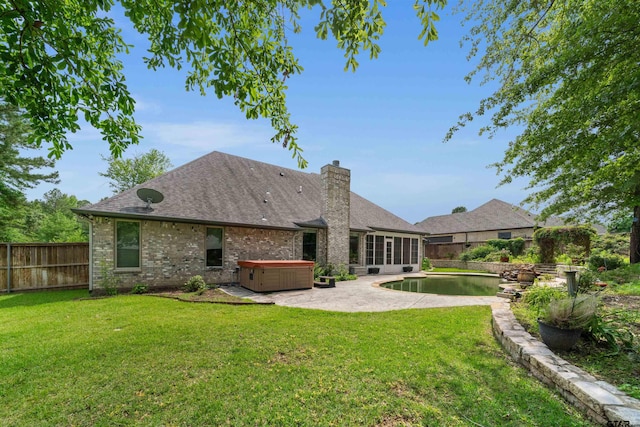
(381, 275, 501, 296)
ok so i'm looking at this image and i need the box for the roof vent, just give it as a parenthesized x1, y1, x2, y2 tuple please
(279, 172, 285, 177)
(332, 160, 340, 167)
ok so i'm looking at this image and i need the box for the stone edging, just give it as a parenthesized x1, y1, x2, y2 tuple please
(491, 301, 640, 426)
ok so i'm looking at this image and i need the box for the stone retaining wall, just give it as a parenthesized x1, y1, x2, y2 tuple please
(492, 302, 640, 426)
(431, 259, 512, 274)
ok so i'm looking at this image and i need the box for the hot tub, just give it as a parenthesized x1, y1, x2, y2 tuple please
(237, 260, 314, 292)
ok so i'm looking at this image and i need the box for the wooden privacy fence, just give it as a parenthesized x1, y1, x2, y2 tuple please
(0, 243, 89, 293)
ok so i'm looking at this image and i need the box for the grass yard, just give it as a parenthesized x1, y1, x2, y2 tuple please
(0, 290, 594, 426)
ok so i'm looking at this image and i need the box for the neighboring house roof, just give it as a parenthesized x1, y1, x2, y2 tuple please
(75, 151, 422, 234)
(415, 199, 566, 235)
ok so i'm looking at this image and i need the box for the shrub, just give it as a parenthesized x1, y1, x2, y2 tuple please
(486, 238, 525, 256)
(597, 263, 640, 285)
(421, 257, 432, 271)
(522, 284, 567, 314)
(98, 261, 119, 296)
(484, 249, 510, 262)
(314, 264, 356, 281)
(183, 275, 207, 293)
(459, 245, 494, 261)
(512, 246, 540, 264)
(130, 283, 149, 294)
(554, 253, 572, 265)
(577, 270, 597, 292)
(592, 233, 630, 256)
(586, 312, 637, 354)
(334, 264, 357, 281)
(587, 249, 626, 271)
(485, 239, 510, 251)
(509, 238, 526, 257)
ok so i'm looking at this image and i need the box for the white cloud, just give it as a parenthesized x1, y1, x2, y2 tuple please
(142, 121, 270, 151)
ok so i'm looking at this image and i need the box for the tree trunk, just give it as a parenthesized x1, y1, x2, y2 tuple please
(631, 205, 640, 264)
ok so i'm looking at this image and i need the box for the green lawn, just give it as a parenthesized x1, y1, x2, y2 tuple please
(0, 290, 593, 426)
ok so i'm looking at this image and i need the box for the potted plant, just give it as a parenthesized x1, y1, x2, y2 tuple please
(537, 294, 598, 351)
(499, 249, 510, 263)
(402, 266, 413, 272)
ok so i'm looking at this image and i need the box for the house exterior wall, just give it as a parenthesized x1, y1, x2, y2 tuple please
(321, 161, 350, 267)
(424, 228, 536, 259)
(427, 228, 535, 245)
(90, 216, 298, 291)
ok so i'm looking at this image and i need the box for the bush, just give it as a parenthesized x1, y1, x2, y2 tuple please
(421, 257, 432, 271)
(98, 260, 119, 296)
(485, 239, 510, 251)
(592, 233, 630, 256)
(512, 246, 540, 264)
(587, 250, 626, 271)
(130, 283, 149, 294)
(314, 264, 356, 281)
(554, 253, 573, 265)
(577, 270, 597, 292)
(586, 312, 637, 354)
(183, 275, 207, 293)
(486, 238, 525, 257)
(521, 284, 567, 316)
(597, 263, 640, 285)
(459, 245, 494, 261)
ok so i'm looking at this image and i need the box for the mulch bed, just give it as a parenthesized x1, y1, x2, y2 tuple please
(149, 288, 274, 305)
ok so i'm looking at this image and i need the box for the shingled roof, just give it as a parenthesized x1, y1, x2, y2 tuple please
(415, 199, 566, 234)
(75, 151, 422, 234)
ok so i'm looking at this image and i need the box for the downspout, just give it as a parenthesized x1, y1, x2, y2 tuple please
(6, 243, 10, 293)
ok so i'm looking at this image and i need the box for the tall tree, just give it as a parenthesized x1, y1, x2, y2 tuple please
(99, 149, 173, 193)
(0, 1, 445, 167)
(449, 0, 640, 263)
(451, 206, 467, 214)
(0, 101, 59, 241)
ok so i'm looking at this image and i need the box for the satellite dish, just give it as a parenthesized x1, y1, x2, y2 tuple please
(137, 188, 164, 209)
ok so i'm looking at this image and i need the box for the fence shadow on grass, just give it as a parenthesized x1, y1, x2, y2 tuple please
(0, 290, 89, 309)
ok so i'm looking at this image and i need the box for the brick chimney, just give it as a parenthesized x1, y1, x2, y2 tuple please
(321, 160, 350, 267)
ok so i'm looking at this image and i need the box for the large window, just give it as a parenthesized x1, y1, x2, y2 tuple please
(429, 235, 454, 243)
(393, 237, 402, 264)
(403, 237, 411, 264)
(374, 235, 384, 265)
(411, 238, 419, 264)
(365, 235, 387, 265)
(349, 235, 359, 264)
(302, 232, 317, 261)
(206, 227, 223, 267)
(116, 220, 140, 269)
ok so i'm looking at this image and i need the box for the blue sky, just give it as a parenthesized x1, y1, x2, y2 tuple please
(26, 2, 531, 224)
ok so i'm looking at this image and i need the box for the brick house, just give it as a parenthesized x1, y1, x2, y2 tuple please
(416, 199, 566, 259)
(74, 151, 423, 292)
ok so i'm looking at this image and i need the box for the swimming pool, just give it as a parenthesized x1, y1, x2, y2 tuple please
(381, 274, 502, 296)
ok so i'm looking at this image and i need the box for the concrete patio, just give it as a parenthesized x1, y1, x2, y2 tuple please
(221, 272, 501, 312)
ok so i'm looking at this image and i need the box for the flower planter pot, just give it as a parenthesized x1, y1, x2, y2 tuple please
(500, 257, 509, 263)
(537, 319, 582, 351)
(402, 266, 413, 272)
(368, 267, 380, 274)
(517, 271, 536, 283)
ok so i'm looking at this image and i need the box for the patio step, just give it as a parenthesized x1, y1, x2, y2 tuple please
(535, 263, 558, 276)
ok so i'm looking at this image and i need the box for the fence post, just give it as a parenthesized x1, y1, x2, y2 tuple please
(6, 243, 11, 293)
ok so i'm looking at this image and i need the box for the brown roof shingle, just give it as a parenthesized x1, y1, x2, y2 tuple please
(75, 151, 422, 234)
(415, 199, 566, 234)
